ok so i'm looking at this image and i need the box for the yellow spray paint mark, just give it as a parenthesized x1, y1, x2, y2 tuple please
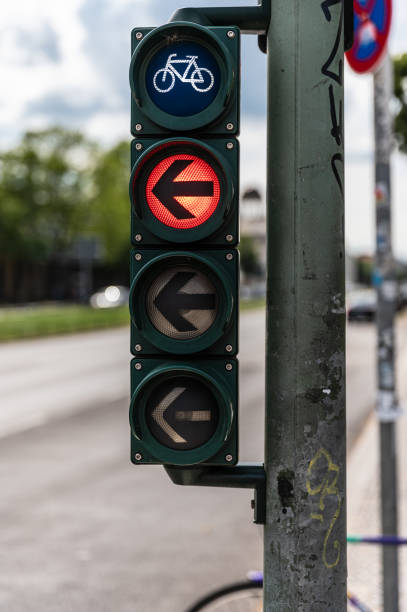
(306, 448, 342, 569)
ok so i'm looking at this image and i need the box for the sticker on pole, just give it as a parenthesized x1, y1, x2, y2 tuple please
(145, 153, 221, 229)
(346, 0, 392, 74)
(146, 41, 221, 116)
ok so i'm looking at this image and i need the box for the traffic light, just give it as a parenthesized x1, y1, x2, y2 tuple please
(129, 21, 240, 467)
(130, 359, 237, 465)
(129, 137, 238, 246)
(129, 22, 239, 136)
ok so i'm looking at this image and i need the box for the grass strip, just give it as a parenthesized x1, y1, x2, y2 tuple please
(0, 297, 265, 343)
(240, 297, 265, 311)
(0, 305, 129, 342)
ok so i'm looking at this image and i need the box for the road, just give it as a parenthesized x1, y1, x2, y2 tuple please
(0, 309, 387, 447)
(0, 311, 406, 611)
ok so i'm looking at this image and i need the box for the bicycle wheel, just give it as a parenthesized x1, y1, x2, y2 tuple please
(186, 582, 369, 612)
(191, 68, 215, 93)
(153, 68, 175, 93)
(185, 581, 263, 612)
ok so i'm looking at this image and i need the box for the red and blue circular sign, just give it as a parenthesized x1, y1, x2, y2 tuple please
(346, 0, 392, 73)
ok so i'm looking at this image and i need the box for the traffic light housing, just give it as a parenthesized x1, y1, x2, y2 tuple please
(130, 358, 238, 465)
(130, 137, 239, 247)
(129, 21, 240, 467)
(130, 249, 238, 356)
(130, 22, 240, 136)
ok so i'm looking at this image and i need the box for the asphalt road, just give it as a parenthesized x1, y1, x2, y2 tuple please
(1, 311, 405, 611)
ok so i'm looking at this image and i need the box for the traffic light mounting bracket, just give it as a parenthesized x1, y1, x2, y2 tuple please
(170, 1, 270, 35)
(170, 0, 353, 52)
(170, 0, 270, 56)
(165, 462, 266, 524)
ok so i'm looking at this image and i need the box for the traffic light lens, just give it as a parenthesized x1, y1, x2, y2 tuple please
(146, 266, 218, 339)
(145, 41, 221, 117)
(145, 376, 219, 450)
(145, 153, 221, 229)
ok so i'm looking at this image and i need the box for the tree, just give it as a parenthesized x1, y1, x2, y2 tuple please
(89, 141, 130, 266)
(0, 127, 96, 300)
(239, 234, 262, 277)
(0, 127, 96, 261)
(394, 54, 407, 152)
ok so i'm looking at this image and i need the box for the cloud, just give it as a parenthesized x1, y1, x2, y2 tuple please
(27, 93, 104, 123)
(147, 0, 259, 24)
(391, 0, 407, 54)
(78, 0, 153, 113)
(13, 23, 61, 64)
(345, 64, 374, 156)
(0, 22, 61, 71)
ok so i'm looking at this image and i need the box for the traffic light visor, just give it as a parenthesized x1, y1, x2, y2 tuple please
(130, 22, 238, 133)
(130, 362, 236, 465)
(131, 139, 233, 243)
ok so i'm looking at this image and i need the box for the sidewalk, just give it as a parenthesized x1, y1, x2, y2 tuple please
(347, 413, 407, 610)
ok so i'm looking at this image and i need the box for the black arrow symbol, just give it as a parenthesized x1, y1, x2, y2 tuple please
(152, 159, 214, 220)
(154, 271, 216, 332)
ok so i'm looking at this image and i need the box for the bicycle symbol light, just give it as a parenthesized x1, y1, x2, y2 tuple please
(153, 54, 215, 94)
(145, 40, 220, 117)
(129, 22, 239, 133)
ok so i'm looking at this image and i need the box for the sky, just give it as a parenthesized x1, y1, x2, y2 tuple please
(1, 0, 407, 259)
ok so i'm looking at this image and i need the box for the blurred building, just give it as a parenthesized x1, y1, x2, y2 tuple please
(0, 238, 127, 305)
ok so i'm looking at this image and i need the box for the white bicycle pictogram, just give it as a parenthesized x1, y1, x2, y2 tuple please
(153, 54, 215, 94)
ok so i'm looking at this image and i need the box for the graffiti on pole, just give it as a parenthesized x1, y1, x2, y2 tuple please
(321, 0, 344, 195)
(306, 448, 342, 569)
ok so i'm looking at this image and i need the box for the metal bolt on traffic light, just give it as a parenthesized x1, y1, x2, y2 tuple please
(129, 20, 240, 467)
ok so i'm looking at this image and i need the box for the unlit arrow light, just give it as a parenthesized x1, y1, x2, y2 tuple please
(152, 159, 214, 219)
(152, 387, 211, 444)
(154, 271, 216, 332)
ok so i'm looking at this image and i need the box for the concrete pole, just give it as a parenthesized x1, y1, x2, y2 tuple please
(264, 0, 347, 609)
(374, 51, 400, 612)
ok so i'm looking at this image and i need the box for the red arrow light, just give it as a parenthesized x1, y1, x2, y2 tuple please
(145, 153, 221, 229)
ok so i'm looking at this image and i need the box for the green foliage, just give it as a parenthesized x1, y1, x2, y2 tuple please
(394, 54, 407, 153)
(89, 141, 130, 264)
(0, 127, 96, 261)
(240, 296, 265, 310)
(0, 304, 129, 341)
(239, 234, 261, 276)
(0, 128, 133, 270)
(356, 257, 373, 286)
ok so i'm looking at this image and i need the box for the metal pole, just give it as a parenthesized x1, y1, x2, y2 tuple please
(374, 52, 400, 612)
(264, 0, 346, 609)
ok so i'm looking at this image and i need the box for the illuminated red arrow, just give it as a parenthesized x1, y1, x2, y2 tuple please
(152, 159, 214, 219)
